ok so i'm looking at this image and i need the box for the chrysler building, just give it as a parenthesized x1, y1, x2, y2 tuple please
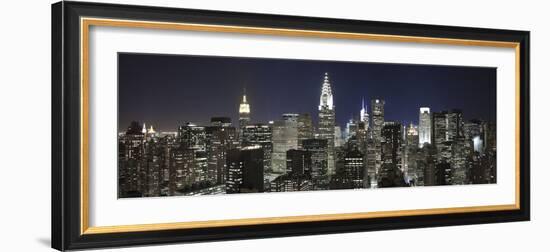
(318, 72, 336, 175)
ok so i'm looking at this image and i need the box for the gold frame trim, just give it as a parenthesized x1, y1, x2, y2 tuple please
(80, 17, 522, 235)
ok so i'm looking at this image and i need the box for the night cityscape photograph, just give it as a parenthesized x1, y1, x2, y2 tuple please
(117, 53, 497, 198)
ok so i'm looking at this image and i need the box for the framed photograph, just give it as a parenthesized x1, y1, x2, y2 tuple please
(52, 1, 530, 250)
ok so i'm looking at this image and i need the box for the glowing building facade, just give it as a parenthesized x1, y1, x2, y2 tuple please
(370, 99, 385, 178)
(271, 114, 299, 173)
(242, 124, 273, 172)
(419, 107, 431, 147)
(360, 98, 369, 130)
(318, 72, 336, 175)
(238, 89, 250, 130)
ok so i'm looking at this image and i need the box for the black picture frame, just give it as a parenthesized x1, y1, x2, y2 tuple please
(52, 1, 530, 251)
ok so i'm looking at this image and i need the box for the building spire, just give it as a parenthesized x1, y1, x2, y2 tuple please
(148, 125, 156, 134)
(239, 87, 251, 129)
(360, 97, 369, 123)
(239, 87, 250, 113)
(319, 72, 334, 111)
(242, 87, 247, 103)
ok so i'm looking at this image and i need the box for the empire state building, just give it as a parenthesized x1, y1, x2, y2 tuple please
(318, 72, 336, 175)
(239, 88, 251, 130)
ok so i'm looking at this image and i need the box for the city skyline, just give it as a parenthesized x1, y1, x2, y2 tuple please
(117, 53, 497, 198)
(118, 53, 496, 132)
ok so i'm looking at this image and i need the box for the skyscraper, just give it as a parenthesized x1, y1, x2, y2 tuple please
(365, 130, 377, 188)
(406, 123, 419, 147)
(378, 121, 406, 187)
(371, 99, 385, 137)
(451, 137, 469, 185)
(238, 88, 250, 130)
(176, 123, 208, 185)
(271, 114, 299, 173)
(464, 119, 484, 152)
(370, 98, 385, 179)
(432, 111, 448, 148)
(177, 123, 207, 151)
(141, 137, 164, 197)
(419, 107, 431, 147)
(302, 138, 329, 189)
(404, 122, 419, 182)
(345, 118, 358, 141)
(483, 121, 496, 153)
(159, 134, 177, 196)
(318, 72, 336, 175)
(360, 97, 369, 130)
(172, 144, 197, 192)
(119, 121, 145, 197)
(286, 149, 312, 175)
(446, 109, 464, 141)
(432, 110, 464, 150)
(429, 109, 469, 185)
(342, 148, 366, 188)
(334, 126, 344, 147)
(381, 122, 402, 168)
(297, 113, 314, 149)
(417, 143, 438, 186)
(205, 117, 239, 184)
(226, 146, 265, 193)
(242, 123, 273, 172)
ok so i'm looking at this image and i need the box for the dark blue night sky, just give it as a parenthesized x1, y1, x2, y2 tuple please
(118, 53, 496, 132)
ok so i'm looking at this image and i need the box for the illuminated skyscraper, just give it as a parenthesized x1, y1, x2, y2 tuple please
(318, 72, 336, 175)
(238, 88, 251, 130)
(473, 136, 484, 153)
(446, 109, 464, 141)
(297, 113, 313, 149)
(342, 148, 366, 188)
(432, 109, 464, 150)
(141, 137, 164, 197)
(226, 146, 264, 193)
(302, 138, 329, 189)
(360, 97, 369, 130)
(377, 122, 407, 187)
(242, 123, 273, 172)
(365, 130, 377, 188)
(404, 122, 419, 182)
(205, 117, 239, 184)
(451, 137, 468, 185)
(432, 112, 448, 149)
(172, 144, 196, 192)
(371, 99, 385, 136)
(345, 118, 358, 141)
(370, 98, 385, 177)
(381, 122, 402, 168)
(464, 119, 483, 152)
(406, 123, 419, 147)
(419, 107, 431, 147)
(431, 109, 468, 185)
(272, 114, 299, 173)
(119, 121, 145, 197)
(176, 123, 208, 184)
(334, 126, 344, 147)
